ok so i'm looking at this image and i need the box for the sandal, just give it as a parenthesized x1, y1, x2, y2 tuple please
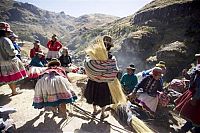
(100, 113, 109, 120)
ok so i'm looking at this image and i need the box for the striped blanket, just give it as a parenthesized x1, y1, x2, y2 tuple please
(84, 59, 118, 83)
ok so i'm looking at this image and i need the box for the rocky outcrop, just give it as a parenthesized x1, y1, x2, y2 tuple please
(117, 0, 200, 81)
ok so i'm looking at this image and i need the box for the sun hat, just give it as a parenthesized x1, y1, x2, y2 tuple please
(36, 51, 44, 56)
(52, 34, 58, 39)
(0, 22, 12, 32)
(103, 35, 114, 47)
(150, 67, 163, 76)
(48, 58, 61, 67)
(9, 32, 18, 38)
(33, 39, 40, 45)
(195, 54, 200, 57)
(156, 61, 166, 68)
(126, 64, 136, 70)
(196, 64, 200, 71)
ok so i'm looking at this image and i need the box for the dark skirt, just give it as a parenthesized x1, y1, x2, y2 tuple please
(84, 79, 112, 107)
(174, 89, 200, 126)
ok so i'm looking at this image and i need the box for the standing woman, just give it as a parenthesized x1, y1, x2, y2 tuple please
(0, 22, 27, 95)
(46, 34, 62, 60)
(84, 35, 116, 119)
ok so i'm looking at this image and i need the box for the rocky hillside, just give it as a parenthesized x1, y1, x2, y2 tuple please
(72, 0, 200, 81)
(1, 0, 199, 81)
(0, 0, 119, 46)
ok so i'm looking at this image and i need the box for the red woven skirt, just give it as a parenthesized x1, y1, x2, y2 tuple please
(174, 89, 200, 126)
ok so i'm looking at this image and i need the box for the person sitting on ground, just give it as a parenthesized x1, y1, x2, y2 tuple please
(128, 67, 163, 117)
(9, 32, 21, 60)
(120, 64, 138, 95)
(0, 22, 27, 95)
(30, 40, 42, 58)
(174, 63, 200, 133)
(33, 58, 77, 117)
(46, 34, 62, 60)
(59, 47, 72, 67)
(29, 51, 47, 67)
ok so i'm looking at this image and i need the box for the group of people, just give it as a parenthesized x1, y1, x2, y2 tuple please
(0, 22, 77, 118)
(0, 21, 200, 132)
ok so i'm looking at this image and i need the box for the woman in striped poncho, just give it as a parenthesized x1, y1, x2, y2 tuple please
(84, 35, 118, 119)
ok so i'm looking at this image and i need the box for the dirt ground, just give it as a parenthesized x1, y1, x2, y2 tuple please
(0, 78, 187, 133)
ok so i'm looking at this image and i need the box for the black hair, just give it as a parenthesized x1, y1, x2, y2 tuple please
(0, 30, 6, 37)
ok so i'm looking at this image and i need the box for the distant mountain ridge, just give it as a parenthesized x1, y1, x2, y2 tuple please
(0, 0, 119, 45)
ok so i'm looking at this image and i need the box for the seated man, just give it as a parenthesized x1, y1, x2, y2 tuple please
(120, 64, 138, 95)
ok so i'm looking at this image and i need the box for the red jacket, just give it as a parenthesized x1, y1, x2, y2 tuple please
(30, 47, 41, 58)
(47, 40, 62, 51)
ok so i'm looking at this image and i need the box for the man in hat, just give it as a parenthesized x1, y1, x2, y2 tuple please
(30, 39, 42, 58)
(9, 33, 21, 60)
(120, 64, 138, 95)
(46, 34, 62, 60)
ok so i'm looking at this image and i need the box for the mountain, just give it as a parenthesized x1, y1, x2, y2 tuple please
(1, 0, 200, 81)
(0, 0, 119, 46)
(70, 0, 200, 81)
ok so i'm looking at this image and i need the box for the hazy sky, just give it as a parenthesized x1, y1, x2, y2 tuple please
(16, 0, 152, 17)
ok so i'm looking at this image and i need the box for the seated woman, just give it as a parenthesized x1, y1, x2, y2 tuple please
(59, 47, 72, 67)
(120, 64, 138, 95)
(32, 58, 77, 117)
(128, 67, 163, 117)
(28, 51, 48, 79)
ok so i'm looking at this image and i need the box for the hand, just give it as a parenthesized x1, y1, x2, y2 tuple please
(127, 92, 137, 102)
(190, 98, 197, 106)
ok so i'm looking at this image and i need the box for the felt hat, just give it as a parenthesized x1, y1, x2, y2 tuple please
(156, 61, 166, 68)
(36, 51, 44, 56)
(196, 64, 200, 71)
(195, 54, 200, 57)
(52, 34, 58, 39)
(150, 67, 163, 76)
(48, 58, 61, 67)
(126, 64, 136, 70)
(9, 32, 18, 38)
(0, 22, 12, 32)
(33, 39, 40, 45)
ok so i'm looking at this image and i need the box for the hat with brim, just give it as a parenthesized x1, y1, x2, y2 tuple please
(52, 34, 58, 39)
(33, 39, 40, 45)
(48, 58, 61, 67)
(103, 35, 114, 47)
(36, 51, 44, 56)
(156, 61, 166, 68)
(150, 67, 163, 76)
(196, 64, 200, 71)
(127, 64, 136, 70)
(0, 22, 12, 32)
(195, 54, 200, 57)
(9, 33, 18, 38)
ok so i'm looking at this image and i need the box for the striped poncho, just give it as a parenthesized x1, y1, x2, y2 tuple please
(84, 57, 118, 83)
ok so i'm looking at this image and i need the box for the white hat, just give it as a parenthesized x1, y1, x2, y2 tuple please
(196, 64, 200, 71)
